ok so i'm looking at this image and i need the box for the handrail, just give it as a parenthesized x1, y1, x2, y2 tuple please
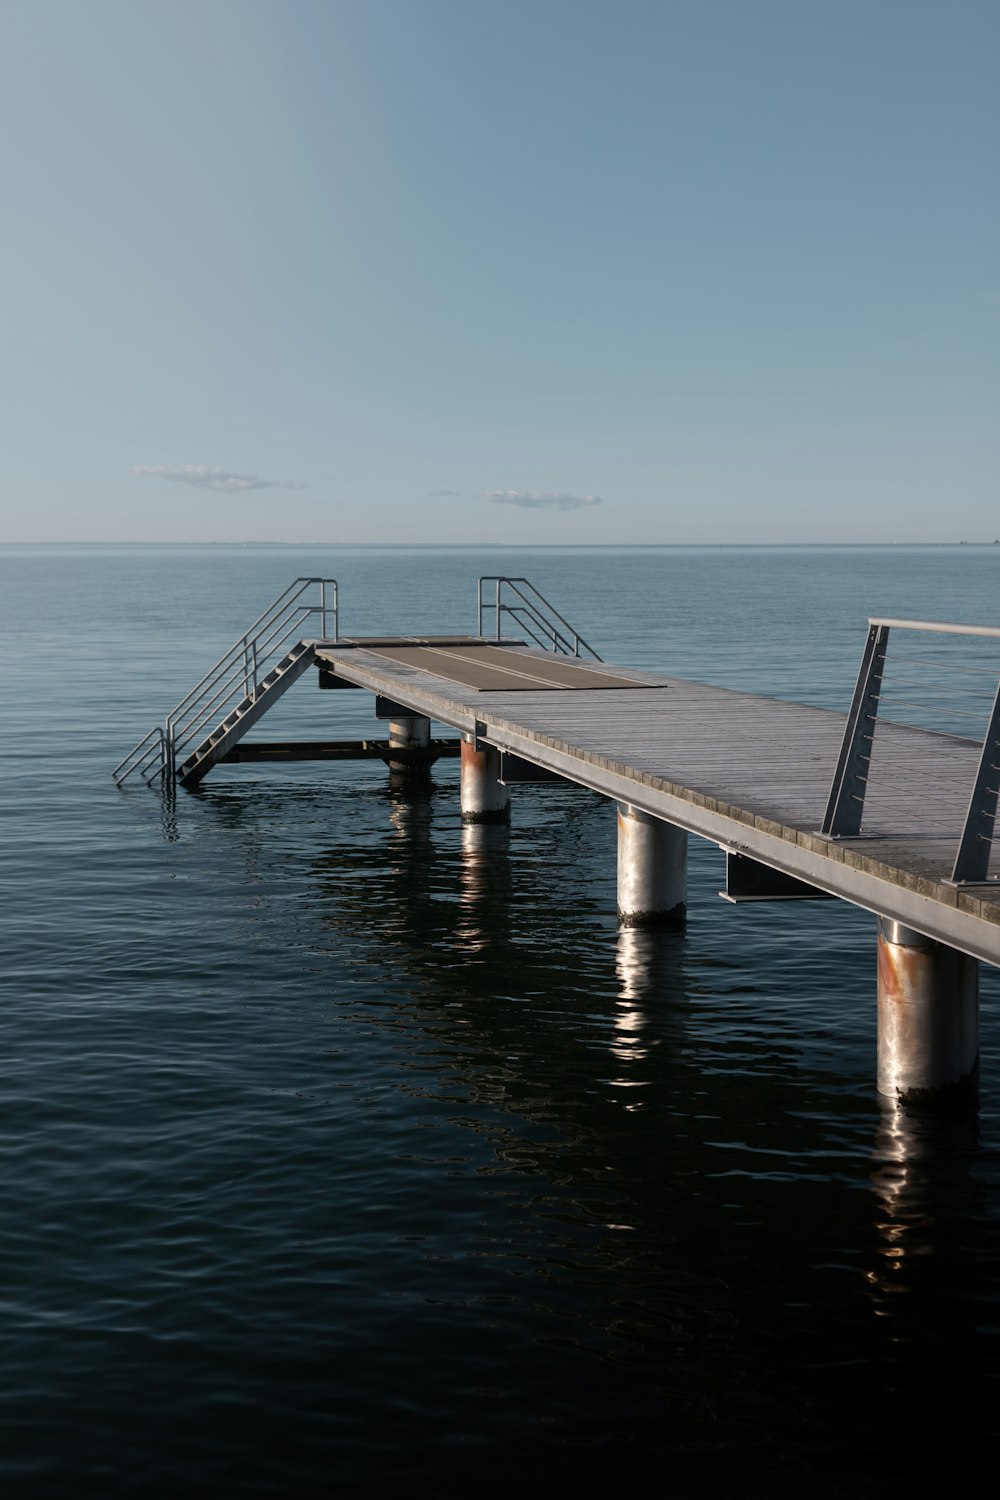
(869, 617, 1000, 639)
(114, 578, 338, 786)
(822, 616, 1000, 884)
(112, 726, 165, 786)
(477, 576, 601, 660)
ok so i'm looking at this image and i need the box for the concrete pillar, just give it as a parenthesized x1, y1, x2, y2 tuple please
(877, 918, 979, 1103)
(387, 715, 431, 777)
(460, 739, 510, 824)
(616, 803, 687, 926)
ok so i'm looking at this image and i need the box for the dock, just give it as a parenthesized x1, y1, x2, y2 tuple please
(114, 576, 1000, 1105)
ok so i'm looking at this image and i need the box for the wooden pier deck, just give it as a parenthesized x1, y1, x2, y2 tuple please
(313, 636, 1000, 968)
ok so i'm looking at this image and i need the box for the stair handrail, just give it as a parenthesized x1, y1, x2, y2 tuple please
(477, 576, 601, 660)
(166, 578, 335, 725)
(114, 578, 337, 786)
(168, 612, 312, 753)
(112, 726, 167, 787)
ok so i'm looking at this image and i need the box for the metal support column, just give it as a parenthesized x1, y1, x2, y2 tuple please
(460, 739, 510, 824)
(616, 804, 687, 926)
(388, 715, 432, 777)
(877, 918, 979, 1103)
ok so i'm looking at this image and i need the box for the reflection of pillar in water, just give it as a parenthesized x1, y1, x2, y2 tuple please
(460, 739, 510, 824)
(616, 927, 658, 1004)
(387, 774, 435, 891)
(612, 999, 648, 1065)
(867, 1096, 980, 1311)
(616, 926, 689, 1004)
(868, 1103, 920, 1303)
(457, 821, 512, 950)
(876, 918, 978, 1103)
(614, 924, 692, 1080)
(616, 803, 687, 926)
(611, 930, 664, 1088)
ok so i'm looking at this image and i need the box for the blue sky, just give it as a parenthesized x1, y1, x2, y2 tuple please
(1, 0, 996, 543)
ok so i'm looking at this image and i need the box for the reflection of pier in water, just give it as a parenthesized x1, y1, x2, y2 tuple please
(310, 775, 996, 1481)
(862, 1104, 993, 1467)
(179, 762, 1000, 1487)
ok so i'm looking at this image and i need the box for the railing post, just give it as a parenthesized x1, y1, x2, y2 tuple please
(163, 718, 176, 785)
(951, 677, 1000, 883)
(495, 577, 501, 641)
(242, 636, 253, 697)
(320, 580, 327, 640)
(821, 622, 890, 837)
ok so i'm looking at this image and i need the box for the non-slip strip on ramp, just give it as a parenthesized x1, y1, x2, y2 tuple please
(358, 642, 663, 692)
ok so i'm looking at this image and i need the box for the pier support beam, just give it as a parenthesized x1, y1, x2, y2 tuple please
(460, 739, 510, 824)
(388, 715, 431, 777)
(617, 804, 687, 926)
(877, 918, 979, 1104)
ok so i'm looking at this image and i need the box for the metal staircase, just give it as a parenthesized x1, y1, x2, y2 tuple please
(113, 578, 338, 788)
(175, 639, 318, 786)
(477, 576, 601, 660)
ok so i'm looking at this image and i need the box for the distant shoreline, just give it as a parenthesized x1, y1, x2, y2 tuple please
(3, 540, 1000, 551)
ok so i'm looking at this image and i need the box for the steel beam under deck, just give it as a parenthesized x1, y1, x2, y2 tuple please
(217, 738, 462, 765)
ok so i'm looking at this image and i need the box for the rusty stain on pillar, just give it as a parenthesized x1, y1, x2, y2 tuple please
(388, 715, 431, 777)
(460, 738, 510, 824)
(877, 917, 979, 1104)
(617, 803, 687, 927)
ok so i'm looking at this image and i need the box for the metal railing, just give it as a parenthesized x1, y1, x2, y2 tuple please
(477, 576, 601, 660)
(822, 617, 1000, 883)
(114, 577, 338, 787)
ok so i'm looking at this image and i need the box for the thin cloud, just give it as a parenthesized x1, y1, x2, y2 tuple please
(484, 490, 602, 512)
(131, 464, 306, 494)
(428, 488, 462, 497)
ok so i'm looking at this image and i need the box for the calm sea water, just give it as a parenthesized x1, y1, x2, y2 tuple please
(3, 543, 1000, 1497)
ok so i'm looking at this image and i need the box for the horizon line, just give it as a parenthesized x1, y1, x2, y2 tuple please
(3, 539, 1000, 550)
